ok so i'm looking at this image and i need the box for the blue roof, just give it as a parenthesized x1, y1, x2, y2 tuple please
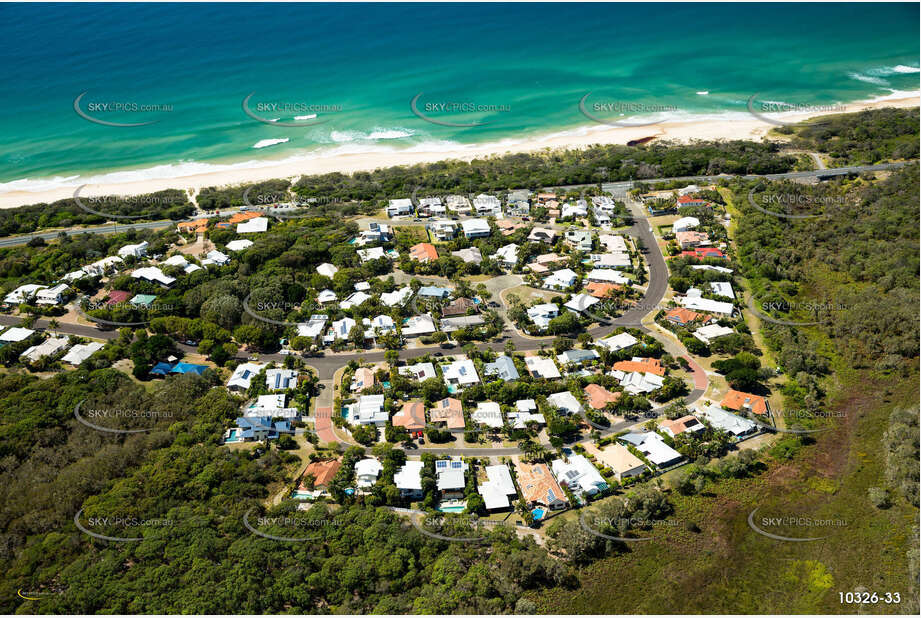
(150, 361, 174, 376)
(171, 362, 208, 375)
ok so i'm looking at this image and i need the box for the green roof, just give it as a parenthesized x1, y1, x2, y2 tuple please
(130, 294, 157, 307)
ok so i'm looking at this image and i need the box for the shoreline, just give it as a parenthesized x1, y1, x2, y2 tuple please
(1, 94, 918, 210)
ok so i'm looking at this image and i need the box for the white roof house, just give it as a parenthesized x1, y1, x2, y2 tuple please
(117, 241, 149, 258)
(35, 283, 69, 305)
(547, 391, 583, 415)
(0, 327, 35, 342)
(527, 303, 559, 331)
(246, 394, 299, 419)
(317, 263, 338, 278)
(131, 267, 175, 287)
(441, 358, 479, 389)
(401, 314, 437, 337)
(445, 194, 472, 213)
(184, 264, 202, 274)
(204, 250, 231, 265)
(492, 243, 519, 267)
(340, 291, 371, 310)
(544, 268, 578, 290)
(20, 336, 70, 363)
(297, 314, 328, 339)
(561, 202, 588, 219)
(317, 289, 338, 304)
(627, 432, 684, 467)
(386, 198, 414, 217)
(355, 458, 383, 487)
(591, 253, 631, 269)
(672, 216, 700, 234)
(62, 269, 88, 282)
(696, 404, 758, 437)
(595, 332, 639, 352)
(599, 234, 628, 252)
(472, 402, 504, 428)
(508, 410, 546, 429)
(357, 247, 387, 262)
(363, 315, 396, 338)
(84, 256, 124, 276)
(266, 368, 299, 390)
(479, 465, 517, 510)
(381, 286, 413, 307)
(586, 269, 630, 284)
(398, 362, 437, 381)
(551, 455, 607, 497)
(330, 317, 357, 340)
(525, 355, 561, 379)
(163, 254, 189, 268)
(592, 195, 617, 212)
(237, 217, 268, 233)
(691, 265, 733, 274)
(62, 341, 104, 365)
(564, 293, 600, 314)
(616, 371, 665, 395)
(451, 247, 482, 264)
(473, 193, 502, 216)
(710, 281, 734, 299)
(461, 218, 491, 238)
(346, 394, 388, 426)
(394, 460, 425, 495)
(227, 362, 266, 391)
(679, 295, 734, 316)
(693, 324, 736, 344)
(4, 284, 46, 305)
(226, 239, 254, 252)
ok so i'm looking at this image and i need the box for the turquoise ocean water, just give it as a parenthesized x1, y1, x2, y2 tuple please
(0, 2, 917, 192)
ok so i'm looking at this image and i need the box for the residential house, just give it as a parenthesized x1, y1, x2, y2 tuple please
(527, 228, 558, 243)
(612, 357, 665, 376)
(357, 247, 387, 262)
(35, 283, 69, 306)
(237, 217, 268, 233)
(659, 415, 706, 438)
(491, 243, 519, 268)
(355, 458, 383, 488)
(676, 230, 710, 249)
(394, 460, 425, 498)
(409, 243, 439, 263)
(594, 332, 639, 352)
(234, 416, 291, 441)
(543, 268, 578, 290)
(20, 336, 70, 363)
(585, 282, 622, 299)
(679, 292, 734, 316)
(696, 404, 758, 437)
(479, 464, 518, 511)
(599, 234, 628, 253)
(680, 247, 727, 260)
(721, 389, 770, 416)
(677, 194, 708, 209)
(664, 307, 708, 327)
(350, 367, 376, 392)
(317, 289, 338, 304)
(592, 196, 617, 212)
(429, 397, 465, 430)
(381, 286, 414, 307)
(672, 216, 700, 234)
(440, 315, 486, 332)
(613, 370, 665, 395)
(508, 399, 546, 429)
(561, 201, 588, 219)
(547, 391, 583, 415)
(363, 314, 396, 340)
(451, 247, 482, 264)
(710, 281, 734, 299)
(301, 459, 341, 492)
(516, 461, 568, 510)
(297, 314, 328, 339)
(204, 250, 231, 266)
(496, 219, 527, 236)
(551, 455, 607, 498)
(586, 269, 630, 285)
(227, 362, 266, 391)
(506, 189, 531, 216)
(483, 355, 519, 381)
(401, 314, 437, 337)
(317, 263, 338, 278)
(693, 324, 736, 344)
(245, 394, 299, 419)
(472, 401, 504, 428)
(62, 341, 104, 365)
(620, 432, 683, 468)
(596, 443, 647, 481)
(565, 229, 593, 251)
(329, 316, 357, 341)
(266, 368, 298, 390)
(430, 219, 458, 240)
(435, 458, 469, 500)
(0, 327, 34, 343)
(418, 286, 452, 300)
(442, 297, 476, 317)
(117, 241, 149, 258)
(527, 303, 559, 331)
(131, 267, 176, 287)
(340, 291, 371, 310)
(397, 362, 437, 382)
(584, 383, 622, 410)
(392, 401, 426, 437)
(226, 239, 253, 252)
(525, 355, 561, 379)
(473, 194, 502, 217)
(345, 394, 388, 427)
(557, 348, 599, 367)
(445, 194, 472, 215)
(418, 197, 445, 217)
(387, 198, 414, 217)
(440, 358, 479, 390)
(461, 218, 491, 238)
(564, 293, 600, 314)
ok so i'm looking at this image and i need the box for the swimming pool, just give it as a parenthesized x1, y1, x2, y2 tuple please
(438, 505, 467, 513)
(532, 508, 545, 520)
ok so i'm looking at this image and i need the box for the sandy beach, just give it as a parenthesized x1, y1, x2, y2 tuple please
(1, 94, 917, 210)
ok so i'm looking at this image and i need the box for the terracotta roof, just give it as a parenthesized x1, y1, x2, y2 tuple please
(352, 367, 376, 391)
(106, 290, 132, 305)
(612, 357, 665, 376)
(721, 389, 769, 415)
(392, 401, 426, 431)
(665, 307, 703, 325)
(409, 243, 439, 262)
(516, 461, 567, 507)
(678, 195, 707, 204)
(301, 459, 341, 488)
(585, 282, 622, 298)
(679, 248, 727, 259)
(584, 383, 622, 409)
(226, 211, 263, 224)
(178, 218, 209, 232)
(660, 415, 704, 435)
(429, 398, 464, 429)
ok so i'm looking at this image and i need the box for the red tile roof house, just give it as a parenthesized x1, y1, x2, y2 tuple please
(679, 247, 727, 260)
(106, 290, 133, 306)
(392, 401, 426, 437)
(677, 195, 709, 208)
(612, 357, 666, 376)
(664, 307, 711, 327)
(409, 243, 439, 263)
(441, 297, 476, 317)
(584, 383, 622, 410)
(659, 415, 705, 438)
(300, 459, 341, 490)
(721, 389, 770, 416)
(429, 397, 465, 430)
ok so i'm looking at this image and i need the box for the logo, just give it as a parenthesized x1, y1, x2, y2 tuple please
(242, 506, 340, 542)
(410, 93, 509, 128)
(241, 92, 337, 126)
(73, 91, 172, 127)
(747, 507, 845, 542)
(578, 93, 678, 128)
(745, 93, 840, 128)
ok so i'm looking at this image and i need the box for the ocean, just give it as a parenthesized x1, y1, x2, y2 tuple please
(0, 2, 917, 193)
